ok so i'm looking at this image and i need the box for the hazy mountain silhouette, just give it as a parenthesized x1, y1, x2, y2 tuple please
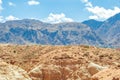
(0, 13, 120, 47)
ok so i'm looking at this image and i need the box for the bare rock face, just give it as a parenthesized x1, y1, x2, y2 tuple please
(88, 62, 108, 76)
(29, 59, 91, 80)
(0, 60, 32, 80)
(88, 66, 99, 76)
(91, 68, 120, 80)
(0, 45, 120, 80)
(29, 64, 62, 80)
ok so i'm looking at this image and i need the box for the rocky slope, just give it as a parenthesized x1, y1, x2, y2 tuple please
(95, 13, 120, 47)
(82, 13, 120, 47)
(0, 20, 104, 46)
(0, 13, 120, 47)
(0, 45, 119, 80)
(91, 68, 120, 80)
(82, 19, 103, 31)
(0, 59, 31, 80)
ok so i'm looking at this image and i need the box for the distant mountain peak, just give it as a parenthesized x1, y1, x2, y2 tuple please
(83, 19, 101, 22)
(0, 13, 120, 47)
(106, 12, 120, 24)
(82, 19, 103, 30)
(114, 12, 120, 16)
(5, 19, 42, 23)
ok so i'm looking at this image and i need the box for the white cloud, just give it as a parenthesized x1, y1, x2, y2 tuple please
(42, 13, 74, 24)
(8, 2, 16, 6)
(0, 16, 4, 22)
(82, 0, 92, 7)
(0, 0, 1, 3)
(0, 0, 3, 12)
(87, 6, 120, 20)
(0, 15, 19, 23)
(82, 0, 120, 20)
(89, 15, 98, 20)
(5, 15, 19, 21)
(28, 0, 40, 6)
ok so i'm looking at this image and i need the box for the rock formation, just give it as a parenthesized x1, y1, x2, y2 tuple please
(0, 59, 32, 80)
(91, 68, 120, 80)
(0, 45, 119, 80)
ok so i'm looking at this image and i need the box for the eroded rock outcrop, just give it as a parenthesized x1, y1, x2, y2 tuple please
(88, 62, 108, 75)
(91, 68, 120, 80)
(0, 45, 119, 80)
(29, 59, 101, 80)
(0, 60, 32, 80)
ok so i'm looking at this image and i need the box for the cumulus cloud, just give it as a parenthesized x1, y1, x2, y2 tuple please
(82, 0, 92, 7)
(0, 0, 3, 12)
(28, 0, 40, 6)
(88, 6, 120, 20)
(0, 15, 19, 23)
(89, 15, 98, 20)
(0, 16, 4, 22)
(8, 2, 16, 6)
(5, 15, 19, 21)
(42, 13, 74, 24)
(82, 0, 120, 20)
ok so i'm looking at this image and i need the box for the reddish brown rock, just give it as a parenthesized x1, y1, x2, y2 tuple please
(0, 45, 119, 80)
(0, 60, 32, 80)
(88, 66, 99, 75)
(91, 68, 120, 80)
(29, 59, 91, 80)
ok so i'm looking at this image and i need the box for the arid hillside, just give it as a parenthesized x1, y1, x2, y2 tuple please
(0, 44, 120, 80)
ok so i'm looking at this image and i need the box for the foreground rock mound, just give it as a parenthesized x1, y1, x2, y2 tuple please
(0, 45, 120, 80)
(0, 60, 32, 80)
(91, 68, 120, 80)
(29, 59, 91, 80)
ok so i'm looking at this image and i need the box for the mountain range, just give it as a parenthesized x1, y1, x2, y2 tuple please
(0, 13, 120, 48)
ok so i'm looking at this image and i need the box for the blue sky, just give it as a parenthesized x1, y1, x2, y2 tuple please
(0, 0, 120, 23)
